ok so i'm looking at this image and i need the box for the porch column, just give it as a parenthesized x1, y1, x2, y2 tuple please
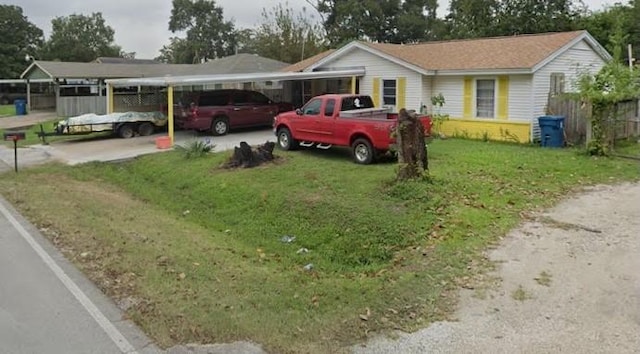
(55, 82, 61, 116)
(26, 80, 31, 113)
(351, 76, 357, 94)
(168, 85, 174, 145)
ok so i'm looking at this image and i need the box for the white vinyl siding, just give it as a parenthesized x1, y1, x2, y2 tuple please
(532, 38, 606, 140)
(318, 48, 423, 112)
(508, 75, 533, 122)
(431, 76, 464, 118)
(476, 79, 496, 118)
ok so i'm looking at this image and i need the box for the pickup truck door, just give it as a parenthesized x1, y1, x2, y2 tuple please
(314, 98, 337, 144)
(292, 98, 323, 142)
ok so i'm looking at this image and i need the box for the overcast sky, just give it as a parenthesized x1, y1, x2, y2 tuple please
(12, 0, 613, 60)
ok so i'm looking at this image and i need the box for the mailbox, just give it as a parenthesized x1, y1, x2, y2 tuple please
(3, 131, 26, 141)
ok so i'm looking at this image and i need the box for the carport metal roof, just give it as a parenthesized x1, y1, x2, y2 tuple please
(104, 68, 365, 87)
(104, 68, 365, 147)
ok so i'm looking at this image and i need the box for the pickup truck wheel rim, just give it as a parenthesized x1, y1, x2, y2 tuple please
(278, 132, 289, 148)
(355, 144, 369, 162)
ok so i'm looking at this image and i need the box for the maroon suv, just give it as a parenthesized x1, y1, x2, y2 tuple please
(175, 89, 294, 135)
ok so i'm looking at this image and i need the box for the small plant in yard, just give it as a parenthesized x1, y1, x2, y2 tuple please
(175, 139, 215, 158)
(512, 285, 532, 301)
(534, 271, 552, 287)
(429, 93, 450, 138)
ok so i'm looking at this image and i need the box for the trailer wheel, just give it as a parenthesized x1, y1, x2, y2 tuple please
(138, 122, 154, 136)
(351, 138, 374, 164)
(117, 124, 135, 139)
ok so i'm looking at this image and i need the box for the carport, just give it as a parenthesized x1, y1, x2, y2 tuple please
(104, 68, 365, 145)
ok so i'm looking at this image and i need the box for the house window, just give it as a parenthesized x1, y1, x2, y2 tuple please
(550, 73, 565, 95)
(476, 79, 495, 118)
(382, 79, 396, 105)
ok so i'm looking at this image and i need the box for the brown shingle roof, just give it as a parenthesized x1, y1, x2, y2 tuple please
(282, 50, 336, 72)
(360, 31, 587, 71)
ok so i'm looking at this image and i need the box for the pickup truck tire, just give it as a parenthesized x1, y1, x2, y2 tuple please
(117, 123, 135, 139)
(351, 138, 374, 164)
(137, 122, 155, 136)
(277, 127, 298, 150)
(211, 116, 230, 136)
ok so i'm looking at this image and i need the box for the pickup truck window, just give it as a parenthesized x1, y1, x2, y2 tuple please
(324, 99, 336, 117)
(341, 96, 375, 111)
(303, 98, 322, 115)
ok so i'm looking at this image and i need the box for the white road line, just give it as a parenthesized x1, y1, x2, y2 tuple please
(0, 201, 138, 354)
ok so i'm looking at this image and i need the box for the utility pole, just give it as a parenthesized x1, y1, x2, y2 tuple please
(628, 44, 635, 70)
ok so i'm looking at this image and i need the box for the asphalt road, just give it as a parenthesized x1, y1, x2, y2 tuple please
(0, 196, 158, 354)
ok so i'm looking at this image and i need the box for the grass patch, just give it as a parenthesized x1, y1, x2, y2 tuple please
(0, 119, 110, 147)
(534, 271, 552, 287)
(0, 138, 638, 353)
(0, 105, 15, 117)
(511, 285, 532, 301)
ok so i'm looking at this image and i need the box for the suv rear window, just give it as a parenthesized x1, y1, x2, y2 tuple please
(199, 92, 229, 106)
(340, 96, 375, 111)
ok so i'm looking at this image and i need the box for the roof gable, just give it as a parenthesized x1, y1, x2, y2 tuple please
(306, 31, 610, 75)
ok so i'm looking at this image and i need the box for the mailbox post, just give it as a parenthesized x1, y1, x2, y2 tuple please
(3, 131, 26, 173)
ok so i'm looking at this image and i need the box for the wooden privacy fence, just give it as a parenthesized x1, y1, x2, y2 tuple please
(546, 96, 640, 146)
(57, 96, 107, 117)
(31, 94, 55, 110)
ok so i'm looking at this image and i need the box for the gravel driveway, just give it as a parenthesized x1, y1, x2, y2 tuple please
(355, 182, 640, 354)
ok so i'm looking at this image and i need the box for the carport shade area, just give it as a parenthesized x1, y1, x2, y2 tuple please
(104, 68, 365, 145)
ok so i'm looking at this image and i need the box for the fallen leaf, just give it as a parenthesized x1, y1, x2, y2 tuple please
(178, 273, 186, 280)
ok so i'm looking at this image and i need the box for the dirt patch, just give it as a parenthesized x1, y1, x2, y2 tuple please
(355, 182, 640, 353)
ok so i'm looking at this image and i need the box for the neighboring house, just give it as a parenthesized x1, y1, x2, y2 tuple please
(284, 31, 610, 142)
(93, 57, 159, 64)
(20, 54, 290, 116)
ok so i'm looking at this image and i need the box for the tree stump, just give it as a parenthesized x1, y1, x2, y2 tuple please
(396, 108, 428, 180)
(224, 141, 276, 168)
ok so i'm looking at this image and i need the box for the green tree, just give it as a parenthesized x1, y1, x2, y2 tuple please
(0, 5, 43, 78)
(497, 0, 583, 35)
(250, 3, 325, 63)
(445, 0, 501, 39)
(577, 4, 631, 61)
(168, 0, 237, 63)
(577, 25, 640, 155)
(155, 37, 197, 64)
(41, 13, 122, 62)
(313, 0, 443, 45)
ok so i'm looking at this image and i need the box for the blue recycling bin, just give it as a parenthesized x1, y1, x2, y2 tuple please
(538, 115, 565, 148)
(14, 99, 27, 116)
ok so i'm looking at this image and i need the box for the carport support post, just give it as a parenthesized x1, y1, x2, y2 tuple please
(26, 79, 31, 113)
(107, 83, 114, 114)
(168, 85, 174, 145)
(351, 76, 356, 94)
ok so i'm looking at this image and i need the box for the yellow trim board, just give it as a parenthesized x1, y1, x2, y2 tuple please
(372, 77, 380, 107)
(440, 118, 530, 143)
(397, 77, 406, 110)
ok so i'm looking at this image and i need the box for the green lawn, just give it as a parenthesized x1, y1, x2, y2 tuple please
(0, 105, 15, 116)
(0, 139, 638, 353)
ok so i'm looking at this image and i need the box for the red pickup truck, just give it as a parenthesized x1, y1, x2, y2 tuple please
(273, 94, 431, 164)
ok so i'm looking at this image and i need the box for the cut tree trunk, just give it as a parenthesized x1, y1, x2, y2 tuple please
(396, 108, 428, 180)
(224, 141, 276, 168)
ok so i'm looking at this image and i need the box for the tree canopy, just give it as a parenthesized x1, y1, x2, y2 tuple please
(40, 12, 122, 62)
(167, 0, 237, 63)
(0, 5, 43, 78)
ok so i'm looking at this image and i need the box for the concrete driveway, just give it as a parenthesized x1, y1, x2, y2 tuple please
(0, 128, 275, 171)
